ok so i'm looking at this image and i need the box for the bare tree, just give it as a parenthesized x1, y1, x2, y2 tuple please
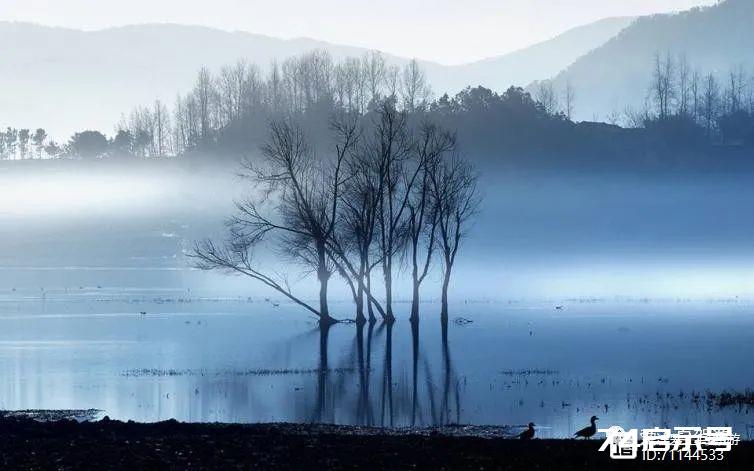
(406, 123, 455, 322)
(125, 105, 154, 157)
(281, 50, 335, 114)
(385, 65, 401, 101)
(173, 94, 197, 153)
(218, 60, 250, 125)
(400, 60, 431, 112)
(362, 51, 386, 105)
(725, 65, 747, 114)
(266, 60, 285, 114)
(333, 129, 385, 323)
(373, 101, 414, 321)
(334, 58, 365, 113)
(623, 103, 651, 129)
(606, 110, 621, 126)
(193, 120, 352, 324)
(194, 67, 216, 144)
(240, 63, 263, 117)
(153, 100, 171, 157)
(563, 80, 576, 121)
(691, 69, 701, 122)
(535, 80, 559, 115)
(652, 52, 676, 120)
(677, 54, 691, 116)
(702, 73, 720, 137)
(428, 154, 480, 322)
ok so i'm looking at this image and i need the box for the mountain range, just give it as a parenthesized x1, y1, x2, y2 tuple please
(1, 0, 752, 137)
(0, 17, 633, 137)
(550, 0, 754, 121)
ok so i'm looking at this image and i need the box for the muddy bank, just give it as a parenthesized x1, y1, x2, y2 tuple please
(1, 417, 751, 470)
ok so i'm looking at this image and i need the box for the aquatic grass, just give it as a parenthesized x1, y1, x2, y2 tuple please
(500, 369, 559, 376)
(708, 389, 754, 408)
(121, 367, 357, 377)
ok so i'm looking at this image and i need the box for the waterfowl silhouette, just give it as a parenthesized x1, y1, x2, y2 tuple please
(574, 416, 598, 439)
(518, 422, 535, 440)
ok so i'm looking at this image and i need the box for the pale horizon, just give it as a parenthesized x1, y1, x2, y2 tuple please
(0, 0, 718, 64)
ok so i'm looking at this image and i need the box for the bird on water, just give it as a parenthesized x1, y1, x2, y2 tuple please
(574, 416, 599, 439)
(518, 422, 536, 440)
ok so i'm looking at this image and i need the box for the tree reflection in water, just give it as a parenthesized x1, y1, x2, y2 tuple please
(310, 316, 461, 427)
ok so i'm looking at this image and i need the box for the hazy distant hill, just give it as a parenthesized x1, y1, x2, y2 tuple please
(550, 0, 754, 121)
(0, 23, 381, 137)
(450, 17, 635, 91)
(0, 18, 633, 138)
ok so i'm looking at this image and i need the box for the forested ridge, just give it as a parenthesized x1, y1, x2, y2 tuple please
(2, 49, 754, 172)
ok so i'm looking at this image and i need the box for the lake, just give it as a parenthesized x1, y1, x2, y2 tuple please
(1, 291, 753, 439)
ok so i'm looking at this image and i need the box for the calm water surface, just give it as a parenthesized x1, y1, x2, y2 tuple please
(1, 292, 753, 438)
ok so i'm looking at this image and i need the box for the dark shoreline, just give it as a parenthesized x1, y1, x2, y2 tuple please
(1, 417, 752, 470)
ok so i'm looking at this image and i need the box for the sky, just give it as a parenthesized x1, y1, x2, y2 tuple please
(0, 0, 718, 64)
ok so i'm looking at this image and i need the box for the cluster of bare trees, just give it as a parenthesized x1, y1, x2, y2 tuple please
(532, 80, 576, 120)
(118, 100, 173, 158)
(136, 50, 432, 155)
(193, 100, 479, 326)
(631, 52, 754, 140)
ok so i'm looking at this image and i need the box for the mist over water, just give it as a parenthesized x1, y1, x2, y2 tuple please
(1, 154, 754, 437)
(2, 161, 753, 301)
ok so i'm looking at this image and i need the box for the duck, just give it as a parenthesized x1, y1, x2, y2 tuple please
(574, 415, 598, 439)
(518, 422, 535, 440)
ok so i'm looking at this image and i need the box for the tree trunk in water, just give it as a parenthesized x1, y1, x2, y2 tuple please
(354, 257, 366, 324)
(365, 321, 375, 426)
(315, 323, 331, 422)
(356, 322, 367, 423)
(382, 321, 394, 426)
(317, 241, 333, 325)
(365, 271, 376, 322)
(440, 266, 451, 323)
(355, 278, 366, 324)
(440, 317, 450, 425)
(410, 279, 420, 323)
(384, 267, 394, 322)
(410, 240, 420, 323)
(318, 272, 333, 325)
(410, 319, 419, 426)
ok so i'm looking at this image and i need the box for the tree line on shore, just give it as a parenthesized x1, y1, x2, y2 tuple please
(530, 51, 754, 143)
(192, 99, 479, 326)
(630, 52, 754, 145)
(3, 49, 753, 165)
